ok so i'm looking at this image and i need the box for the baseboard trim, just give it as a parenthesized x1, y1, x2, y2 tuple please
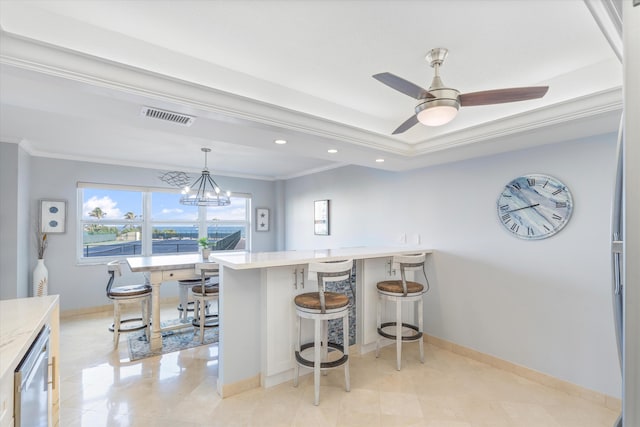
(218, 374, 260, 398)
(425, 334, 621, 412)
(60, 297, 180, 319)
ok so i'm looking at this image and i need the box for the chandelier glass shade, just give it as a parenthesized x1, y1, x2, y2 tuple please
(180, 148, 231, 206)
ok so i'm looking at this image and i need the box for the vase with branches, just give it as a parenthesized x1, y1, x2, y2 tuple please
(33, 231, 49, 296)
(37, 232, 48, 260)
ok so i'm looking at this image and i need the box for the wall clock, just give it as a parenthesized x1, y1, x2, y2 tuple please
(497, 174, 573, 240)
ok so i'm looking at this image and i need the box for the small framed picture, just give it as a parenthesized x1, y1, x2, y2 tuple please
(256, 208, 270, 231)
(314, 200, 330, 236)
(40, 199, 67, 233)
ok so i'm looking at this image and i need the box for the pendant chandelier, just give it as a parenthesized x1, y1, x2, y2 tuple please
(180, 147, 231, 206)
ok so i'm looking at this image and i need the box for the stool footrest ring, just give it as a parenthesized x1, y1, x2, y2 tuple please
(295, 342, 349, 369)
(109, 317, 149, 333)
(377, 322, 423, 341)
(192, 314, 219, 328)
(177, 301, 195, 312)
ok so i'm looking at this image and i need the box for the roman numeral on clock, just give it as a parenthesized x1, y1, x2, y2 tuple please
(552, 213, 562, 220)
(501, 213, 511, 223)
(552, 188, 563, 196)
(510, 223, 519, 232)
(527, 178, 535, 186)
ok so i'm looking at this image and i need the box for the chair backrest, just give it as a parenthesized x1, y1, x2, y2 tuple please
(195, 263, 219, 292)
(106, 260, 122, 296)
(307, 259, 353, 313)
(392, 253, 429, 296)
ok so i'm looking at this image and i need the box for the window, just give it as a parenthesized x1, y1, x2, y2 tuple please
(78, 183, 250, 261)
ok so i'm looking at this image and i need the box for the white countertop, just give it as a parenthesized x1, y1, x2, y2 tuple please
(125, 246, 432, 272)
(211, 246, 432, 270)
(127, 253, 207, 272)
(0, 295, 59, 380)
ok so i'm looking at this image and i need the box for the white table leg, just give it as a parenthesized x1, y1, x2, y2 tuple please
(149, 271, 163, 350)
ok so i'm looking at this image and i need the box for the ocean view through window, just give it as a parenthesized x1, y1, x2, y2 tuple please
(77, 183, 249, 260)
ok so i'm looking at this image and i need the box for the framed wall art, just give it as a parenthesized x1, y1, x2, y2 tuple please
(314, 200, 330, 235)
(256, 207, 270, 231)
(40, 199, 67, 233)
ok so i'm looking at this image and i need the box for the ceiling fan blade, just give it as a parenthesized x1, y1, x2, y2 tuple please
(392, 115, 419, 135)
(459, 86, 549, 107)
(373, 72, 434, 100)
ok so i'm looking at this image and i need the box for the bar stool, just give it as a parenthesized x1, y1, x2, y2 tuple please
(177, 270, 218, 322)
(192, 263, 220, 343)
(376, 253, 429, 370)
(106, 261, 152, 350)
(293, 259, 353, 406)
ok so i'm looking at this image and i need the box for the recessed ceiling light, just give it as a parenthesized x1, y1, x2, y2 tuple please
(327, 149, 338, 154)
(375, 158, 385, 163)
(274, 139, 287, 145)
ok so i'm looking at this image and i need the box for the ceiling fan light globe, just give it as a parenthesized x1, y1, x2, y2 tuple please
(416, 99, 459, 126)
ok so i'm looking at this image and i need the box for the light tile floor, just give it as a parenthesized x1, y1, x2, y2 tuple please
(59, 305, 619, 426)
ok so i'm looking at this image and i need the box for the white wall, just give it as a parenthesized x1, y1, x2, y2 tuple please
(284, 134, 621, 398)
(26, 156, 278, 311)
(0, 142, 31, 299)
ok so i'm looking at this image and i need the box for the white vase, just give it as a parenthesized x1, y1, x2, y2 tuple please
(33, 259, 49, 297)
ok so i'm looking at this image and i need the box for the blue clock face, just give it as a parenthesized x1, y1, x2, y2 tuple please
(497, 174, 573, 240)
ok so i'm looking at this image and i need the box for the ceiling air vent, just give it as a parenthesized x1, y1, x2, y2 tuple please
(140, 106, 195, 127)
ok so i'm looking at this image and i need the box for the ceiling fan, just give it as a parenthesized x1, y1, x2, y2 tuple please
(373, 48, 549, 134)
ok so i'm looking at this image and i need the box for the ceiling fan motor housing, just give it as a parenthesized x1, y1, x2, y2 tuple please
(416, 86, 460, 108)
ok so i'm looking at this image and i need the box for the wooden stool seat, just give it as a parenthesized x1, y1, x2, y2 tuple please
(376, 280, 424, 294)
(191, 284, 219, 295)
(294, 292, 349, 311)
(109, 284, 152, 298)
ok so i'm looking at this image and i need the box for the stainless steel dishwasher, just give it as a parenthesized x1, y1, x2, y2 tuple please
(14, 326, 50, 427)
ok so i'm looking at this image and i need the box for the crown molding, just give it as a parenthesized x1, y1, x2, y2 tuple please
(412, 87, 622, 156)
(0, 30, 623, 168)
(0, 31, 408, 152)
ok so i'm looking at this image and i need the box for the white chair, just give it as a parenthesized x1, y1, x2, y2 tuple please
(293, 259, 353, 406)
(192, 263, 220, 343)
(106, 261, 151, 350)
(376, 253, 430, 370)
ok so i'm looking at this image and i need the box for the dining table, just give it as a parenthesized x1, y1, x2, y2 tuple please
(126, 253, 211, 350)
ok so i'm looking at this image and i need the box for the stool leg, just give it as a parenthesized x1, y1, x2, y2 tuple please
(113, 301, 121, 350)
(145, 296, 151, 342)
(179, 286, 188, 322)
(375, 294, 381, 358)
(193, 299, 200, 336)
(199, 296, 206, 344)
(396, 298, 402, 371)
(343, 313, 350, 392)
(293, 314, 301, 387)
(321, 320, 329, 376)
(418, 297, 424, 363)
(314, 317, 322, 406)
(141, 298, 149, 342)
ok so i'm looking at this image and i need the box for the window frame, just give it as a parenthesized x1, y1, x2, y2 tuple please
(77, 182, 251, 263)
